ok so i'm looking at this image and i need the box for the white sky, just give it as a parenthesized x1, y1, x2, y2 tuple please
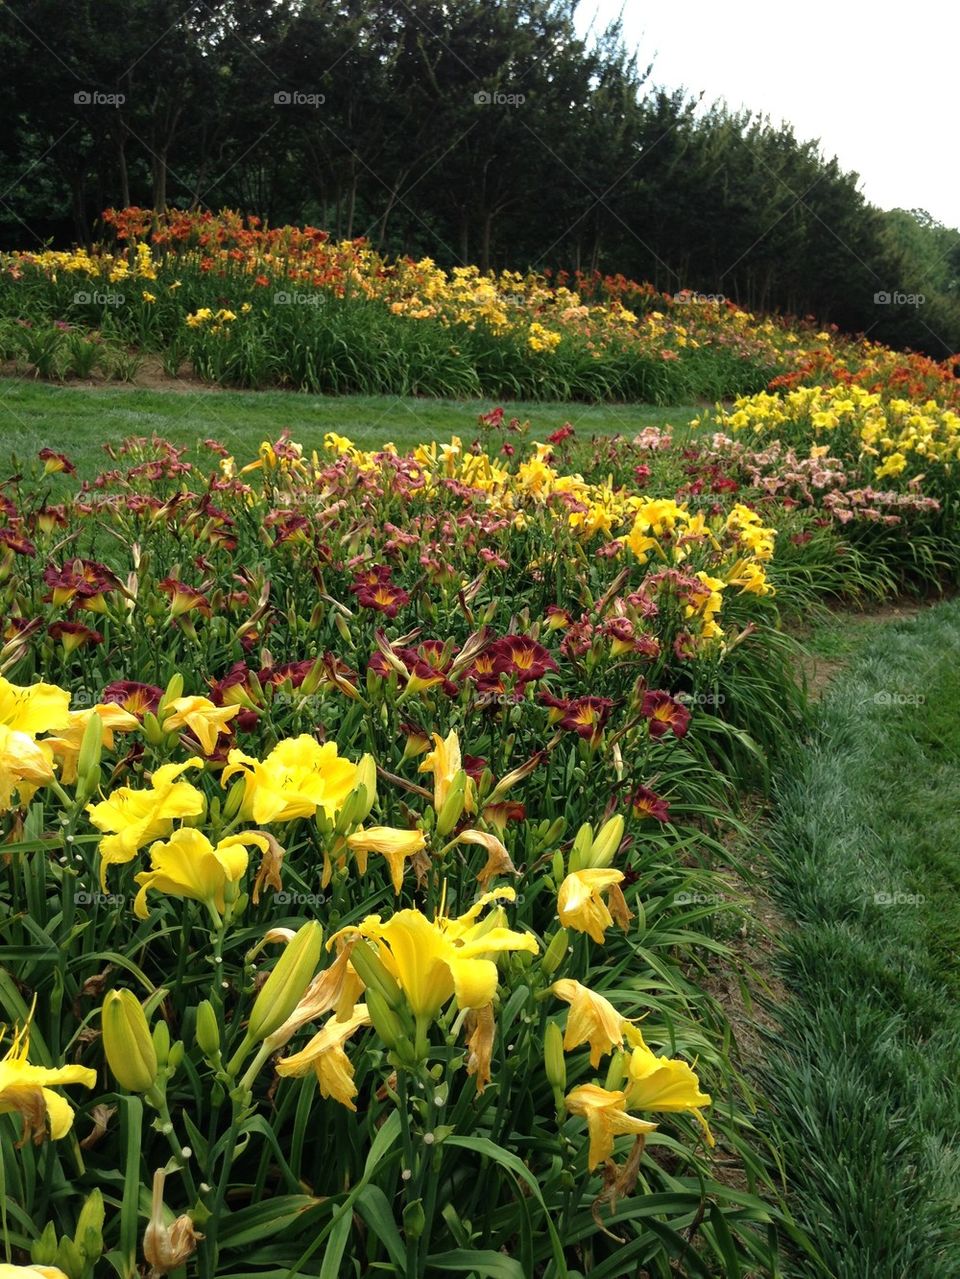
(577, 1, 960, 228)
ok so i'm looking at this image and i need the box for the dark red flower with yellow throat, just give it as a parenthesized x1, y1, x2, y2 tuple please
(559, 696, 614, 740)
(488, 635, 557, 685)
(102, 681, 164, 717)
(640, 690, 691, 739)
(630, 786, 671, 823)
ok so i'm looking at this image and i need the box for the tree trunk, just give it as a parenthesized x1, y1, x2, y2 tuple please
(152, 152, 168, 212)
(118, 137, 130, 210)
(481, 211, 493, 273)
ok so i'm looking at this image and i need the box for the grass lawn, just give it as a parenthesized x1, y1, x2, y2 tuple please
(0, 376, 698, 474)
(765, 599, 960, 1277)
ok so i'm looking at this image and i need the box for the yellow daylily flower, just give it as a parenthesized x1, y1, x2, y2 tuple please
(342, 894, 537, 1023)
(0, 675, 71, 736)
(624, 1040, 714, 1145)
(87, 758, 206, 889)
(0, 726, 55, 811)
(0, 1266, 70, 1278)
(564, 1084, 657, 1170)
(162, 696, 239, 755)
(221, 736, 358, 824)
(418, 730, 462, 812)
(551, 979, 629, 1067)
(275, 1005, 371, 1110)
(133, 828, 268, 919)
(0, 1020, 96, 1144)
(43, 704, 140, 784)
(345, 826, 427, 893)
(557, 868, 632, 944)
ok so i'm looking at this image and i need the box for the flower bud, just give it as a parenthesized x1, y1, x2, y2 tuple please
(102, 989, 158, 1094)
(347, 938, 404, 1009)
(365, 987, 408, 1051)
(568, 822, 593, 873)
(540, 927, 569, 978)
(334, 613, 353, 646)
(195, 1000, 221, 1061)
(435, 771, 466, 836)
(152, 1019, 171, 1068)
(30, 1222, 58, 1267)
(247, 921, 323, 1043)
(544, 1020, 566, 1091)
(157, 673, 185, 718)
(222, 776, 245, 820)
(74, 1188, 105, 1264)
(586, 815, 624, 869)
(353, 754, 377, 821)
(402, 1198, 426, 1240)
(142, 710, 166, 747)
(76, 712, 104, 797)
(604, 1049, 627, 1092)
(55, 1236, 84, 1277)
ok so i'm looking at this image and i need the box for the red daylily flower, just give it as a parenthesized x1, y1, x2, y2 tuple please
(640, 691, 691, 739)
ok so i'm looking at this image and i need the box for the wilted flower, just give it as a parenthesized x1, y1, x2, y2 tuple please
(275, 1005, 371, 1110)
(557, 868, 632, 944)
(564, 1084, 657, 1170)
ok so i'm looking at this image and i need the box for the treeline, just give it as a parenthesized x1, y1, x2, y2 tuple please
(1, 0, 959, 356)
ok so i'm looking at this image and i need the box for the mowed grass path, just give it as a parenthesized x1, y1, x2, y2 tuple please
(0, 378, 698, 474)
(765, 601, 960, 1277)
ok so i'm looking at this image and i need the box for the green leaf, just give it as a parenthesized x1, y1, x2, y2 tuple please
(218, 1195, 322, 1248)
(318, 1202, 354, 1279)
(117, 1096, 143, 1279)
(706, 1203, 742, 1279)
(355, 1186, 405, 1271)
(444, 1137, 567, 1277)
(425, 1247, 526, 1278)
